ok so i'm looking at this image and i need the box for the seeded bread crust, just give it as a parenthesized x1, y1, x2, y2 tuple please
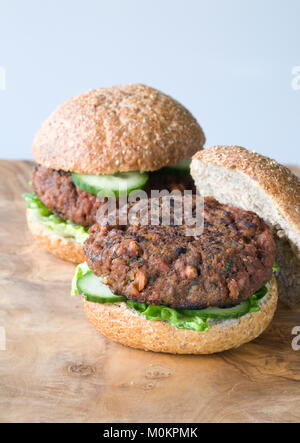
(82, 275, 277, 354)
(26, 209, 84, 264)
(33, 84, 205, 174)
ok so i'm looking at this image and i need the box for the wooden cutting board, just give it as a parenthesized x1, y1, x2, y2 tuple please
(0, 160, 299, 423)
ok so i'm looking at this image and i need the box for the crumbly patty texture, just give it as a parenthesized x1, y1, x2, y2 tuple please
(33, 84, 205, 174)
(84, 198, 276, 309)
(32, 165, 101, 227)
(32, 164, 196, 227)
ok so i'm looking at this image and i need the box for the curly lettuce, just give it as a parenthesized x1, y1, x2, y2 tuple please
(126, 299, 210, 332)
(71, 262, 90, 296)
(23, 193, 89, 244)
(72, 264, 271, 333)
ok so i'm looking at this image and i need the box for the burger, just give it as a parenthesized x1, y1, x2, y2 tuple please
(72, 146, 300, 354)
(23, 84, 205, 263)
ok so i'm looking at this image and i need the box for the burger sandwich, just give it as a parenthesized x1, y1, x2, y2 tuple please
(71, 146, 300, 354)
(23, 84, 205, 263)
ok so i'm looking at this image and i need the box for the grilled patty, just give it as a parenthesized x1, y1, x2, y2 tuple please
(84, 197, 276, 309)
(32, 165, 195, 227)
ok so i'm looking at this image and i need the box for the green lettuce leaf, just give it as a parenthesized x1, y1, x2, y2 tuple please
(72, 264, 272, 333)
(126, 299, 210, 332)
(248, 285, 268, 312)
(23, 193, 89, 244)
(71, 262, 90, 296)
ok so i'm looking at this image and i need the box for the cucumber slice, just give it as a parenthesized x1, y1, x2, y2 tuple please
(72, 171, 149, 196)
(77, 271, 126, 303)
(181, 300, 250, 319)
(159, 159, 191, 176)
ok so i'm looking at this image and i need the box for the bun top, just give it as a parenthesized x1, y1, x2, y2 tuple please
(33, 84, 205, 174)
(191, 145, 300, 308)
(191, 145, 300, 254)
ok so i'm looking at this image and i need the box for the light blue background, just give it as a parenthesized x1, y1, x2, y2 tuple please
(0, 0, 299, 165)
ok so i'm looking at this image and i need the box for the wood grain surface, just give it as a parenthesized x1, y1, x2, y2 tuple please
(0, 160, 299, 423)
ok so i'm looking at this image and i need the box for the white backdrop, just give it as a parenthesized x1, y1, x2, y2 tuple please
(0, 0, 299, 165)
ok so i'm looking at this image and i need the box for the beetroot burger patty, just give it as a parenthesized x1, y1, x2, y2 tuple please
(32, 165, 196, 227)
(32, 165, 101, 227)
(84, 197, 276, 309)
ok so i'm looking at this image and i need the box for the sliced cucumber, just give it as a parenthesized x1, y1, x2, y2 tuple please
(77, 271, 126, 303)
(159, 159, 191, 176)
(181, 300, 250, 319)
(72, 171, 149, 196)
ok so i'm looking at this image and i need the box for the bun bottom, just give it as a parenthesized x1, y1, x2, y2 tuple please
(26, 209, 84, 264)
(82, 275, 278, 354)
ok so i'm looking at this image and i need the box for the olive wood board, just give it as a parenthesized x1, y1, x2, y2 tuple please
(0, 160, 299, 423)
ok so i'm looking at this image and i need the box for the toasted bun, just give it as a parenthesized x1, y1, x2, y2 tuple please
(26, 209, 84, 264)
(33, 84, 205, 174)
(191, 145, 300, 307)
(82, 276, 277, 354)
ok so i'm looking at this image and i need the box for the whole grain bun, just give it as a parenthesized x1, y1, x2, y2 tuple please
(191, 145, 300, 308)
(26, 210, 84, 264)
(33, 84, 205, 174)
(82, 275, 277, 354)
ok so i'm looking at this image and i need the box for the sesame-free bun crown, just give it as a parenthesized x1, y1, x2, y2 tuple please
(33, 84, 205, 174)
